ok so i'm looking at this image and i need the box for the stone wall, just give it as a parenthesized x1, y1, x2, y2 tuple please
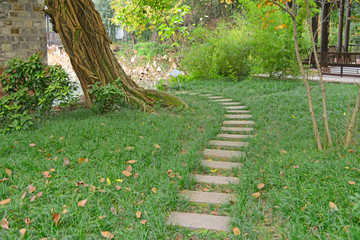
(0, 0, 47, 69)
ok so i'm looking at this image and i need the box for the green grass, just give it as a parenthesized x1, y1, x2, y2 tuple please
(1, 77, 360, 239)
(182, 78, 360, 239)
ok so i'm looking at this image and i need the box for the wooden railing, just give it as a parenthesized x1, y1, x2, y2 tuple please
(318, 52, 360, 77)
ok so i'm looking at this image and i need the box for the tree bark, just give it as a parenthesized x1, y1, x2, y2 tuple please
(305, 0, 333, 147)
(45, 0, 187, 110)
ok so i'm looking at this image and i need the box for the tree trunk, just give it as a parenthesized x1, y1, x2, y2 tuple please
(345, 86, 360, 147)
(305, 0, 333, 147)
(45, 0, 187, 110)
(290, 3, 323, 151)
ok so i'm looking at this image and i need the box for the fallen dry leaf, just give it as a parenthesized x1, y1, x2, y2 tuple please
(125, 146, 135, 150)
(43, 171, 51, 178)
(107, 178, 111, 186)
(152, 187, 157, 194)
(29, 143, 36, 147)
(19, 228, 26, 237)
(283, 186, 289, 190)
(181, 161, 187, 166)
(181, 148, 186, 154)
(154, 144, 160, 149)
(136, 211, 141, 219)
(293, 165, 300, 169)
(126, 165, 133, 172)
(115, 185, 121, 190)
(5, 169, 12, 177)
(49, 168, 55, 172)
(167, 169, 173, 175)
(0, 178, 9, 183)
(98, 215, 107, 220)
(252, 192, 261, 198)
(1, 218, 9, 230)
(140, 219, 148, 225)
(137, 200, 144, 205)
(0, 198, 11, 205)
(139, 136, 144, 139)
(257, 183, 265, 190)
(127, 160, 137, 164)
(59, 136, 64, 141)
(52, 213, 60, 226)
(78, 199, 88, 207)
(125, 187, 131, 192)
(24, 217, 31, 225)
(76, 181, 89, 187)
(36, 192, 43, 198)
(30, 196, 36, 202)
(78, 157, 89, 164)
(101, 231, 114, 239)
(63, 158, 70, 166)
(91, 186, 96, 192)
(280, 149, 287, 154)
(349, 181, 356, 185)
(21, 191, 27, 199)
(122, 171, 132, 177)
(233, 227, 241, 236)
(329, 202, 339, 211)
(27, 184, 36, 193)
(62, 209, 68, 214)
(110, 207, 117, 215)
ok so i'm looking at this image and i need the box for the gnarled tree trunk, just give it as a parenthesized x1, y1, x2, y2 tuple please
(45, 0, 187, 110)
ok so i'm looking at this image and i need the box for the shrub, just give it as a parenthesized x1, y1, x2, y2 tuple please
(88, 78, 126, 113)
(0, 53, 77, 133)
(133, 42, 172, 60)
(181, 20, 251, 80)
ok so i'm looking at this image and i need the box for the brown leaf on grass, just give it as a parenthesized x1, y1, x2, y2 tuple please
(19, 228, 26, 237)
(137, 200, 144, 205)
(252, 192, 261, 198)
(21, 191, 27, 199)
(125, 187, 131, 192)
(151, 187, 157, 194)
(43, 171, 51, 178)
(126, 165, 133, 172)
(0, 198, 11, 205)
(24, 217, 31, 225)
(57, 149, 63, 153)
(127, 160, 137, 164)
(62, 209, 68, 214)
(329, 202, 339, 211)
(115, 186, 121, 190)
(30, 196, 36, 202)
(293, 165, 300, 169)
(59, 137, 64, 141)
(181, 148, 186, 154)
(140, 219, 148, 225)
(27, 184, 36, 193)
(36, 192, 43, 198)
(167, 169, 173, 175)
(98, 216, 107, 220)
(29, 143, 36, 147)
(5, 169, 12, 177)
(78, 157, 89, 164)
(349, 181, 356, 185)
(136, 211, 141, 219)
(91, 186, 96, 192)
(45, 153, 52, 158)
(63, 158, 70, 166)
(0, 178, 9, 183)
(125, 146, 135, 150)
(1, 218, 9, 230)
(134, 173, 140, 178)
(110, 207, 117, 215)
(233, 227, 241, 236)
(181, 161, 187, 166)
(283, 186, 289, 190)
(101, 231, 114, 239)
(49, 168, 55, 172)
(154, 144, 160, 149)
(139, 136, 144, 139)
(348, 149, 354, 153)
(76, 181, 89, 187)
(280, 149, 287, 154)
(78, 199, 88, 207)
(257, 183, 265, 190)
(52, 213, 60, 226)
(210, 211, 218, 215)
(122, 171, 132, 177)
(99, 178, 105, 183)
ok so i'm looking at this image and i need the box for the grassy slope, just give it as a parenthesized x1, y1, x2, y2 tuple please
(183, 78, 360, 239)
(0, 94, 225, 239)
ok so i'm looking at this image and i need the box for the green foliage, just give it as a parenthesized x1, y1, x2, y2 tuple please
(88, 78, 125, 113)
(133, 42, 172, 60)
(0, 53, 77, 133)
(181, 19, 251, 79)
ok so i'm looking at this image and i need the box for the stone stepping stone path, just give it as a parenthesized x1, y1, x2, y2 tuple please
(167, 94, 255, 233)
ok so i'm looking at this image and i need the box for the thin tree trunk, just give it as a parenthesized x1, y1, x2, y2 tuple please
(45, 0, 186, 110)
(345, 86, 360, 147)
(305, 0, 333, 147)
(291, 6, 323, 150)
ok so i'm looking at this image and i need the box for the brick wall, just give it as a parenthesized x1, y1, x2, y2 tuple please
(0, 0, 47, 68)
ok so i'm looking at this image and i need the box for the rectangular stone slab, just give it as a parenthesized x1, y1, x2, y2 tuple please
(221, 102, 242, 105)
(192, 174, 240, 184)
(223, 120, 256, 126)
(226, 110, 251, 113)
(213, 99, 233, 102)
(201, 160, 242, 170)
(209, 140, 249, 147)
(217, 134, 254, 140)
(167, 212, 230, 231)
(181, 190, 236, 204)
(225, 106, 247, 110)
(225, 115, 253, 119)
(221, 127, 254, 132)
(208, 96, 223, 99)
(203, 149, 245, 159)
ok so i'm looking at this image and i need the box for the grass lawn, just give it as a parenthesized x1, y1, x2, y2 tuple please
(1, 77, 360, 239)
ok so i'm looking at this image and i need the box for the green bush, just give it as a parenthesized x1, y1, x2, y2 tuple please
(88, 78, 126, 113)
(133, 42, 172, 60)
(0, 53, 77, 133)
(181, 20, 251, 80)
